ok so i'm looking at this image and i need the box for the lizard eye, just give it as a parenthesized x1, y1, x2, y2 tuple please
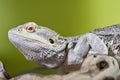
(49, 38, 54, 44)
(26, 25, 36, 33)
(26, 22, 37, 33)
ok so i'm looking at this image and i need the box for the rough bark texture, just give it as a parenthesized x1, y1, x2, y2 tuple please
(0, 55, 119, 80)
(1, 55, 119, 80)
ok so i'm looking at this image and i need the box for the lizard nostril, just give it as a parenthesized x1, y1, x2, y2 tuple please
(17, 29, 21, 32)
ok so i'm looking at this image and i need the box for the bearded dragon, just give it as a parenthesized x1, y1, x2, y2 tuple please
(8, 22, 119, 73)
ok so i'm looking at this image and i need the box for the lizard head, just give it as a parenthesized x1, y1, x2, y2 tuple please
(8, 22, 68, 68)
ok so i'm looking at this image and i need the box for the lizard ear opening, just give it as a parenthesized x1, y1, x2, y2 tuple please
(49, 38, 55, 44)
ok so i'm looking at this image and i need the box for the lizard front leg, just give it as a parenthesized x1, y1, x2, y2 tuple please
(67, 33, 108, 65)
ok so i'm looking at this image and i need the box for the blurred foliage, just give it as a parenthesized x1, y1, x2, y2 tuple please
(0, 0, 120, 76)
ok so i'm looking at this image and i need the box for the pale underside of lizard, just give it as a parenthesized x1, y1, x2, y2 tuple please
(8, 22, 120, 72)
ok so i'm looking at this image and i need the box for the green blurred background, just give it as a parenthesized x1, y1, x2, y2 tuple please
(0, 0, 120, 76)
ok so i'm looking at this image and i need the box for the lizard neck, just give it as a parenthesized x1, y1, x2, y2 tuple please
(58, 35, 82, 73)
(64, 35, 81, 43)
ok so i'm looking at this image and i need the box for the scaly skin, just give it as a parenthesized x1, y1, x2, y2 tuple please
(8, 22, 68, 68)
(91, 24, 120, 64)
(8, 22, 108, 73)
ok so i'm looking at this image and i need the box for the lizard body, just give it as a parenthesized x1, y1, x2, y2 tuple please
(8, 22, 119, 73)
(91, 25, 120, 63)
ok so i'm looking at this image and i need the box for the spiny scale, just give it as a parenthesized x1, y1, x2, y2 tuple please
(91, 24, 120, 56)
(91, 24, 120, 35)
